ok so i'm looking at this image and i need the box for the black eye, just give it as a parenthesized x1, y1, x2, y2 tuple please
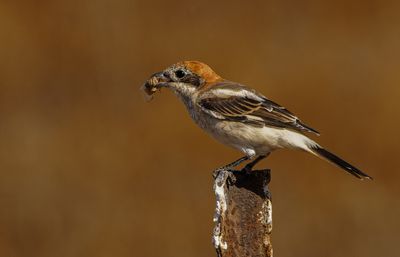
(175, 69, 186, 79)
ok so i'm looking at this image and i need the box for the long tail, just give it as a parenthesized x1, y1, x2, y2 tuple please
(308, 145, 372, 180)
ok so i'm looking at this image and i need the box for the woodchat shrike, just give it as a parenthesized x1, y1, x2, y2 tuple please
(142, 61, 372, 180)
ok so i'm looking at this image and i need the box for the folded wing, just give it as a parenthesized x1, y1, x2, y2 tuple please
(197, 81, 319, 135)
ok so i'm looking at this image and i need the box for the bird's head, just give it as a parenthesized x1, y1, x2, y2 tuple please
(142, 61, 222, 100)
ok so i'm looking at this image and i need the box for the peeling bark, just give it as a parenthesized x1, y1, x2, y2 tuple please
(213, 169, 272, 257)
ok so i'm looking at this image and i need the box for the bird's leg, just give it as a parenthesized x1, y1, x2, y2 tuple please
(213, 156, 250, 178)
(242, 153, 270, 173)
(219, 155, 250, 170)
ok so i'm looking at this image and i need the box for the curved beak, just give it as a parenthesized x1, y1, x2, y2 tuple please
(141, 72, 171, 96)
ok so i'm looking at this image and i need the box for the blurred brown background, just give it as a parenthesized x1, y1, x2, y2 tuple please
(0, 0, 399, 256)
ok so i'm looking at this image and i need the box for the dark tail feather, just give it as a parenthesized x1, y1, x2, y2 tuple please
(311, 146, 372, 180)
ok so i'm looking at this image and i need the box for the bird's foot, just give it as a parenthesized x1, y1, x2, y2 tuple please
(212, 168, 241, 185)
(212, 168, 224, 179)
(213, 168, 238, 178)
(212, 156, 251, 179)
(241, 165, 253, 175)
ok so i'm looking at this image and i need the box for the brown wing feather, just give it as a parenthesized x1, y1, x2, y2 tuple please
(199, 95, 319, 135)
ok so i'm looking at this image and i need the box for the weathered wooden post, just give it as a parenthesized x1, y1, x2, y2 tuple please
(213, 169, 273, 257)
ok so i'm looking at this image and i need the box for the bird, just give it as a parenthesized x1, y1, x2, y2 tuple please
(142, 61, 372, 180)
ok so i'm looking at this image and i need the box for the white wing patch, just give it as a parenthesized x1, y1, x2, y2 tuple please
(209, 88, 265, 102)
